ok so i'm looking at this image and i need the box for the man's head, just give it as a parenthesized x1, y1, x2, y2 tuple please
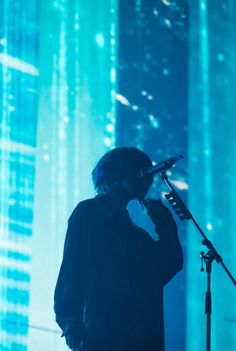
(92, 147, 153, 201)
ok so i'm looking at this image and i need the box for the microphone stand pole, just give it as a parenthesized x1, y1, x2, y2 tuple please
(160, 171, 236, 351)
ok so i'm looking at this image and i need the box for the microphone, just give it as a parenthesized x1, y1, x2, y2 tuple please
(138, 155, 184, 177)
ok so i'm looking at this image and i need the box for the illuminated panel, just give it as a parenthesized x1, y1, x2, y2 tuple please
(0, 1, 39, 350)
(188, 1, 236, 350)
(28, 1, 118, 350)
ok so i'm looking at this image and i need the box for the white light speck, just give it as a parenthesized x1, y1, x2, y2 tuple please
(115, 94, 130, 106)
(162, 0, 170, 5)
(43, 154, 50, 161)
(150, 118, 160, 129)
(149, 114, 154, 121)
(141, 91, 148, 96)
(95, 33, 105, 48)
(147, 95, 153, 100)
(206, 223, 213, 231)
(110, 67, 116, 83)
(132, 105, 139, 111)
(74, 23, 80, 31)
(164, 19, 172, 27)
(106, 124, 114, 132)
(104, 137, 112, 146)
(8, 105, 15, 112)
(172, 180, 189, 190)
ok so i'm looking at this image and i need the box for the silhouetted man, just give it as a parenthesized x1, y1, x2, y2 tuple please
(54, 147, 183, 351)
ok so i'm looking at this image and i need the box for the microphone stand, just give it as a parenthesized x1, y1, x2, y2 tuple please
(160, 171, 236, 351)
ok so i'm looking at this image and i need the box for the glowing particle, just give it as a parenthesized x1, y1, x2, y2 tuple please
(141, 91, 148, 96)
(172, 180, 189, 190)
(163, 68, 169, 75)
(162, 0, 170, 5)
(147, 95, 153, 100)
(115, 94, 130, 106)
(153, 8, 159, 16)
(204, 148, 211, 156)
(110, 67, 116, 83)
(149, 115, 160, 128)
(217, 53, 224, 62)
(95, 33, 105, 48)
(206, 223, 213, 231)
(106, 123, 114, 133)
(0, 53, 39, 76)
(106, 124, 114, 132)
(149, 114, 154, 121)
(0, 38, 6, 46)
(201, 29, 207, 37)
(63, 116, 69, 123)
(74, 23, 80, 31)
(132, 105, 139, 111)
(104, 137, 112, 146)
(43, 154, 50, 162)
(200, 1, 206, 10)
(8, 105, 15, 112)
(164, 19, 172, 28)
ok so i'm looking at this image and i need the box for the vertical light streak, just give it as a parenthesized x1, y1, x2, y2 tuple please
(30, 1, 119, 350)
(109, 4, 119, 145)
(106, 0, 118, 148)
(188, 1, 236, 351)
(187, 1, 210, 350)
(0, 0, 39, 350)
(199, 0, 212, 225)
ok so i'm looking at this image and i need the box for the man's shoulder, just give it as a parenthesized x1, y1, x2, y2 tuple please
(71, 197, 96, 217)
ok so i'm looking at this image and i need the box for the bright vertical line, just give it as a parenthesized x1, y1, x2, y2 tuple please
(199, 0, 212, 224)
(187, 1, 210, 350)
(0, 0, 39, 349)
(105, 0, 118, 148)
(188, 1, 236, 350)
(30, 2, 119, 350)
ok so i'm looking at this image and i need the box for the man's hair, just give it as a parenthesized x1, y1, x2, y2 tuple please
(92, 147, 152, 194)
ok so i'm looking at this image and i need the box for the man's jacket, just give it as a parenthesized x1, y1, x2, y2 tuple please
(54, 194, 183, 351)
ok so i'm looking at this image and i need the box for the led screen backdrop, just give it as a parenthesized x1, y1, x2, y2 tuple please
(0, 1, 235, 351)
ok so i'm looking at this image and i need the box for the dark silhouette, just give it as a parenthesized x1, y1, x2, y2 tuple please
(54, 147, 183, 351)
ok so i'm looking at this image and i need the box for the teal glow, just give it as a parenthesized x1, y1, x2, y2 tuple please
(199, 0, 212, 225)
(95, 33, 105, 48)
(29, 1, 118, 350)
(0, 0, 38, 350)
(187, 1, 236, 350)
(0, 0, 118, 350)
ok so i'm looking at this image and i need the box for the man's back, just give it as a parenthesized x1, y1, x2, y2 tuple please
(54, 194, 182, 350)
